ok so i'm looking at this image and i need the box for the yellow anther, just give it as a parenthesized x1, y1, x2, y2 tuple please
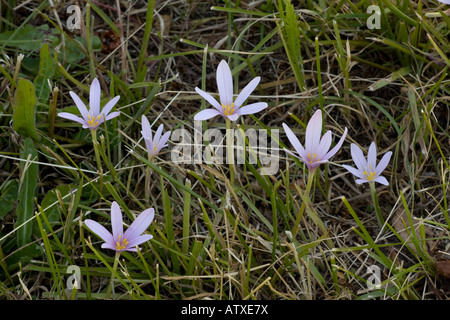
(222, 103, 235, 116)
(116, 234, 128, 250)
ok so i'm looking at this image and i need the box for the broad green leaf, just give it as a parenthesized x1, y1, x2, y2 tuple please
(0, 179, 19, 219)
(34, 43, 55, 105)
(16, 137, 39, 248)
(0, 24, 59, 51)
(13, 79, 39, 140)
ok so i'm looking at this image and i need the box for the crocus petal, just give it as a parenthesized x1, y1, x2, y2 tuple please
(236, 102, 268, 116)
(101, 242, 117, 251)
(355, 178, 369, 185)
(282, 123, 308, 160)
(375, 151, 392, 176)
(123, 208, 155, 242)
(153, 124, 164, 145)
(367, 142, 377, 172)
(100, 95, 120, 117)
(194, 108, 221, 121)
(105, 111, 120, 121)
(141, 115, 152, 140)
(322, 127, 347, 161)
(350, 143, 368, 172)
(227, 113, 240, 122)
(69, 91, 89, 120)
(58, 112, 87, 126)
(233, 77, 261, 108)
(89, 78, 101, 116)
(110, 201, 123, 239)
(195, 87, 222, 111)
(84, 219, 114, 244)
(437, 0, 450, 4)
(315, 130, 332, 159)
(126, 234, 153, 248)
(305, 110, 323, 152)
(216, 60, 234, 107)
(342, 164, 365, 179)
(157, 131, 171, 150)
(144, 137, 155, 156)
(374, 176, 389, 186)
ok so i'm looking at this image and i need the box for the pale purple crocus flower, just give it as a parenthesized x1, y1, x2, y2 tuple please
(194, 60, 268, 121)
(437, 0, 450, 4)
(141, 115, 171, 159)
(342, 142, 392, 186)
(84, 201, 154, 253)
(282, 109, 348, 171)
(58, 78, 120, 130)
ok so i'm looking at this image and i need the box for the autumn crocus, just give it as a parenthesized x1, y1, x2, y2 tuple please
(342, 142, 392, 186)
(194, 60, 268, 122)
(283, 109, 347, 239)
(141, 115, 171, 159)
(84, 201, 154, 253)
(58, 78, 120, 130)
(282, 109, 348, 172)
(343, 142, 392, 229)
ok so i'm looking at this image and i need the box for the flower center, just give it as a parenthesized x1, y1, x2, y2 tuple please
(363, 170, 376, 181)
(222, 103, 235, 116)
(307, 153, 320, 164)
(116, 234, 129, 250)
(87, 114, 102, 127)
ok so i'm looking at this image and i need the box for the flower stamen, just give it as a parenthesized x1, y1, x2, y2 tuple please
(222, 103, 235, 116)
(87, 114, 102, 127)
(116, 234, 129, 250)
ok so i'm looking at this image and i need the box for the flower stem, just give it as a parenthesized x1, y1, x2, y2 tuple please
(90, 129, 102, 172)
(105, 251, 120, 299)
(292, 168, 316, 238)
(226, 119, 235, 186)
(145, 157, 153, 205)
(369, 182, 385, 230)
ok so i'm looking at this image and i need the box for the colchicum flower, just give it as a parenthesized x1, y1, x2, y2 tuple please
(194, 60, 268, 121)
(58, 78, 120, 130)
(141, 115, 171, 159)
(342, 142, 392, 186)
(84, 201, 155, 253)
(282, 109, 347, 171)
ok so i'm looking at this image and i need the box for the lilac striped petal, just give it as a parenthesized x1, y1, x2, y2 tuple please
(342, 164, 365, 179)
(144, 137, 155, 156)
(350, 143, 368, 172)
(124, 208, 155, 242)
(194, 108, 221, 121)
(367, 142, 377, 172)
(234, 77, 261, 108)
(375, 151, 392, 176)
(126, 234, 153, 248)
(69, 91, 89, 120)
(227, 113, 240, 121)
(101, 242, 118, 251)
(58, 112, 87, 126)
(84, 219, 114, 244)
(153, 124, 164, 145)
(323, 127, 347, 161)
(141, 116, 152, 140)
(236, 102, 268, 116)
(101, 95, 120, 117)
(282, 123, 308, 160)
(315, 130, 332, 159)
(308, 159, 329, 170)
(158, 131, 171, 150)
(195, 87, 222, 111)
(374, 176, 389, 186)
(355, 178, 368, 185)
(110, 201, 123, 239)
(217, 60, 234, 107)
(305, 110, 323, 152)
(105, 111, 120, 121)
(90, 78, 101, 116)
